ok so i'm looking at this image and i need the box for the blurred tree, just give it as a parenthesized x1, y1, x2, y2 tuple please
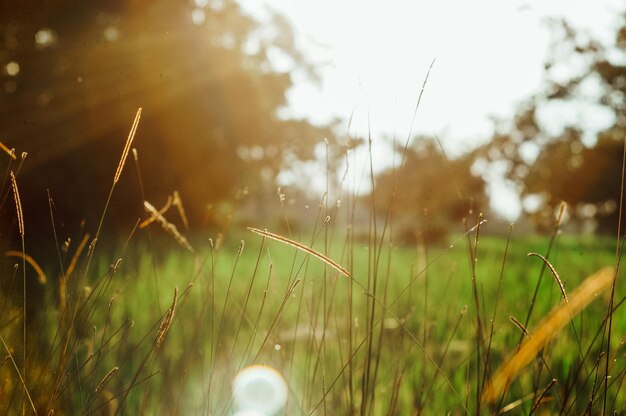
(0, 0, 334, 243)
(481, 16, 626, 232)
(374, 138, 486, 243)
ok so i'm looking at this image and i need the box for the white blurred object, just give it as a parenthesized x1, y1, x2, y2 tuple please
(233, 410, 266, 416)
(232, 365, 288, 416)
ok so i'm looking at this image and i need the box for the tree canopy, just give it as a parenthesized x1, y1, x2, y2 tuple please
(0, 0, 334, 241)
(482, 15, 626, 232)
(374, 138, 486, 243)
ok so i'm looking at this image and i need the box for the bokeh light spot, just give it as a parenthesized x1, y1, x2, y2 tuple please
(5, 61, 19, 76)
(191, 8, 206, 26)
(35, 28, 57, 48)
(38, 91, 52, 107)
(104, 25, 120, 42)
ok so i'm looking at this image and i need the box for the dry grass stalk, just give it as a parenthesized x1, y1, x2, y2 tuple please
(113, 107, 142, 184)
(530, 378, 557, 413)
(95, 366, 119, 394)
(555, 201, 567, 227)
(247, 227, 351, 278)
(528, 252, 568, 302)
(482, 266, 614, 403)
(87, 238, 98, 256)
(0, 142, 16, 160)
(155, 287, 178, 349)
(139, 196, 173, 229)
(10, 171, 23, 237)
(172, 191, 189, 229)
(498, 392, 537, 414)
(65, 233, 91, 282)
(5, 251, 46, 284)
(58, 233, 91, 315)
(509, 315, 529, 337)
(0, 335, 37, 414)
(110, 258, 123, 274)
(144, 201, 194, 253)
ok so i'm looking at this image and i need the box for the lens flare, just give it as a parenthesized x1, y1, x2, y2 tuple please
(232, 365, 288, 415)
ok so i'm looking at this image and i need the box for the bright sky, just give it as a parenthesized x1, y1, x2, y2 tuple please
(240, 0, 623, 219)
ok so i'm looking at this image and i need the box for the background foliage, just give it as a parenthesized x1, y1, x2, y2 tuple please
(0, 0, 334, 239)
(481, 15, 626, 232)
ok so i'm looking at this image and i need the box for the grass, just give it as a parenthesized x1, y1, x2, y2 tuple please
(2, 223, 623, 414)
(0, 108, 625, 415)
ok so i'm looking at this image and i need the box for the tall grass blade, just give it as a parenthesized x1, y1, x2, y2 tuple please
(248, 227, 351, 278)
(482, 266, 614, 403)
(528, 252, 568, 303)
(113, 108, 142, 185)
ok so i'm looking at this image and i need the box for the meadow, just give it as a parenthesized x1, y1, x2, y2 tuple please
(0, 110, 625, 415)
(1, 198, 625, 414)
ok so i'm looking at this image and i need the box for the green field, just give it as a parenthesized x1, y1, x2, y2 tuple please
(2, 217, 624, 414)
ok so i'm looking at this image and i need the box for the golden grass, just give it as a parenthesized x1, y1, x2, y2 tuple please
(172, 191, 189, 229)
(59, 233, 91, 315)
(0, 334, 37, 414)
(113, 108, 142, 185)
(155, 287, 178, 349)
(528, 252, 568, 303)
(10, 171, 23, 237)
(143, 201, 194, 253)
(5, 251, 46, 284)
(530, 378, 557, 413)
(509, 315, 529, 337)
(139, 196, 173, 229)
(94, 366, 119, 394)
(0, 142, 16, 160)
(65, 233, 91, 282)
(247, 227, 351, 278)
(482, 266, 614, 403)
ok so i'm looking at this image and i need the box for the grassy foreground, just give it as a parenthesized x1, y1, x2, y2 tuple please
(1, 215, 625, 414)
(0, 109, 624, 414)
